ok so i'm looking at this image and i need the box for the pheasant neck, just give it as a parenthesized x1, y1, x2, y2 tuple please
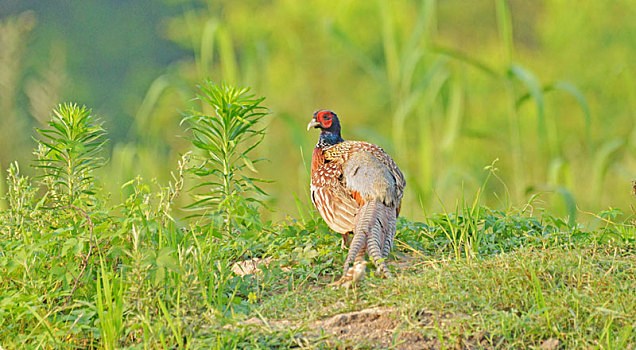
(318, 130, 344, 148)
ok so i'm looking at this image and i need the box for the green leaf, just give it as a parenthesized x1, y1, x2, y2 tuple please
(241, 154, 258, 173)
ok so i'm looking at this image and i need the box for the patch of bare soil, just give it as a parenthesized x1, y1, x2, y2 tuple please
(308, 306, 432, 349)
(240, 306, 495, 349)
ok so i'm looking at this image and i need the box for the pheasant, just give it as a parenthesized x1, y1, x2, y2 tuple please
(307, 110, 405, 284)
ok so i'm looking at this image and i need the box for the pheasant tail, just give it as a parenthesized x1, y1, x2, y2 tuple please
(344, 200, 394, 277)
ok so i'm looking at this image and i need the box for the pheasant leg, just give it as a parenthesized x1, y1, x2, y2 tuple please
(329, 250, 366, 289)
(340, 232, 351, 249)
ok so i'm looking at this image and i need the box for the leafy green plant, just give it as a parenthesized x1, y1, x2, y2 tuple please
(95, 258, 125, 350)
(34, 103, 106, 206)
(1, 162, 39, 239)
(182, 81, 268, 234)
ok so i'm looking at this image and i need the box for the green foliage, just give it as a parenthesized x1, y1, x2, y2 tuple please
(95, 259, 125, 350)
(34, 103, 106, 206)
(2, 162, 39, 238)
(182, 81, 268, 234)
(1, 140, 635, 348)
(0, 11, 636, 349)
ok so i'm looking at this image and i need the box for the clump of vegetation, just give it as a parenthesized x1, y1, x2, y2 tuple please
(182, 81, 268, 236)
(34, 103, 106, 207)
(1, 82, 635, 348)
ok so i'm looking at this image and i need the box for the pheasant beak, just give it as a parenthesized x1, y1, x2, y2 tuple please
(307, 119, 321, 131)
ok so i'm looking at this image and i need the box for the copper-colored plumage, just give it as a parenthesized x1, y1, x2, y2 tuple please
(308, 110, 405, 283)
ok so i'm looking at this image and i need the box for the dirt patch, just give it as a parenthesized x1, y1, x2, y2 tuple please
(231, 257, 292, 276)
(238, 306, 494, 349)
(540, 338, 560, 350)
(309, 306, 433, 349)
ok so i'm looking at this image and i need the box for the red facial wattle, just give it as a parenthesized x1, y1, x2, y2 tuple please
(317, 111, 333, 128)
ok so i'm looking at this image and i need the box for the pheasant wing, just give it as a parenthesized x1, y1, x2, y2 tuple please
(310, 162, 359, 234)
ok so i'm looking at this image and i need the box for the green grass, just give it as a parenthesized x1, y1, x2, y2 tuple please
(2, 154, 635, 348)
(1, 2, 635, 348)
(256, 243, 635, 349)
(2, 200, 634, 348)
(2, 83, 635, 349)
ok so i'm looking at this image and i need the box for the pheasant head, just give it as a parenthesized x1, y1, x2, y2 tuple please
(307, 109, 343, 146)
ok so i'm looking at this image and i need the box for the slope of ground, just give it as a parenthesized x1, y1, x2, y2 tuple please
(235, 243, 635, 349)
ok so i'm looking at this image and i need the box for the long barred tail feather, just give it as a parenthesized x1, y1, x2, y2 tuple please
(382, 209, 397, 259)
(343, 231, 366, 275)
(367, 206, 390, 277)
(347, 200, 395, 278)
(343, 200, 378, 274)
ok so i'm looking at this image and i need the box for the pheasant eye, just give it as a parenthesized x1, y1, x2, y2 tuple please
(317, 112, 327, 122)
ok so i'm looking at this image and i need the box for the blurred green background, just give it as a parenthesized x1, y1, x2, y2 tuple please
(1, 0, 634, 223)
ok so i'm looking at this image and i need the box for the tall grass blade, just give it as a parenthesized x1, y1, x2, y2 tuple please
(431, 45, 499, 77)
(553, 81, 592, 145)
(529, 266, 552, 330)
(495, 0, 513, 65)
(158, 296, 183, 348)
(218, 26, 238, 84)
(398, 0, 436, 94)
(415, 67, 450, 203)
(592, 138, 624, 203)
(134, 75, 171, 132)
(515, 80, 591, 147)
(377, 0, 399, 92)
(555, 186, 577, 226)
(509, 64, 550, 154)
(200, 18, 219, 78)
(504, 80, 524, 202)
(441, 78, 464, 153)
(24, 304, 61, 345)
(546, 157, 576, 223)
(95, 258, 124, 350)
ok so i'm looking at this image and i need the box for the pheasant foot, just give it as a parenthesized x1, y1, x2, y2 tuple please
(329, 261, 367, 290)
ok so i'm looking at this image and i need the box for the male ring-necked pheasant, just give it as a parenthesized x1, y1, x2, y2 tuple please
(307, 110, 405, 284)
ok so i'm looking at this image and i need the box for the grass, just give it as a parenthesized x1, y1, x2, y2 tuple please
(1, 83, 635, 349)
(1, 2, 635, 349)
(2, 178, 635, 348)
(257, 242, 635, 349)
